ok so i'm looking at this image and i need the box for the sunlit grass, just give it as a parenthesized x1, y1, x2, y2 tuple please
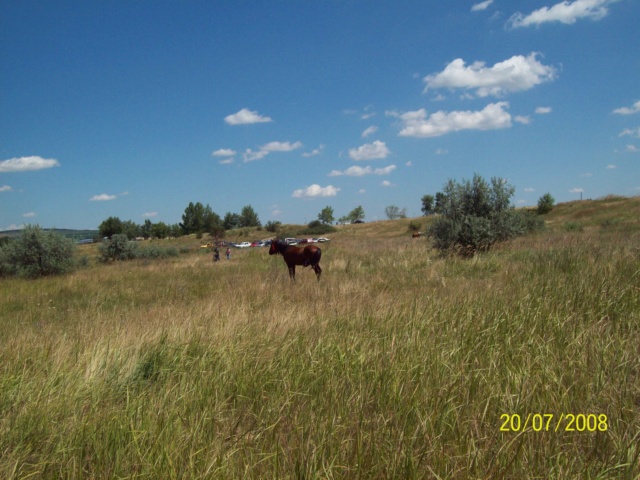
(1, 199, 639, 478)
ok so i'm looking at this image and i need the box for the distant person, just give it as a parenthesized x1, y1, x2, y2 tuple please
(213, 246, 220, 262)
(226, 247, 231, 260)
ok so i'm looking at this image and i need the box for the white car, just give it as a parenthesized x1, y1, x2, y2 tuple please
(235, 242, 251, 248)
(316, 237, 330, 242)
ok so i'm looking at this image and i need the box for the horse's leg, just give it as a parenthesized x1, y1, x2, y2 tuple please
(313, 263, 322, 281)
(288, 264, 295, 280)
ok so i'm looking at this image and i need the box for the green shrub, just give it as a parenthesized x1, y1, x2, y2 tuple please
(0, 225, 77, 278)
(427, 174, 543, 256)
(565, 222, 583, 232)
(300, 220, 337, 236)
(98, 234, 139, 262)
(537, 193, 555, 215)
(137, 245, 179, 259)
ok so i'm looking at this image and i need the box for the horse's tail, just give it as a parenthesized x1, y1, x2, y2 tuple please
(310, 247, 321, 266)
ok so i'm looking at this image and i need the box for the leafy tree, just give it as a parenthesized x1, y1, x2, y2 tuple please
(181, 202, 204, 234)
(140, 219, 153, 239)
(239, 205, 261, 227)
(318, 206, 335, 225)
(223, 212, 241, 230)
(203, 207, 222, 235)
(122, 220, 141, 240)
(0, 225, 77, 278)
(347, 205, 365, 223)
(99, 216, 123, 239)
(169, 224, 182, 238)
(265, 220, 281, 233)
(151, 222, 170, 239)
(537, 193, 555, 215)
(434, 192, 447, 214)
(427, 174, 542, 256)
(385, 205, 406, 220)
(421, 195, 435, 215)
(181, 202, 221, 235)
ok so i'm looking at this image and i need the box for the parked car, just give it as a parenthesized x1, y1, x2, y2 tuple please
(285, 238, 298, 245)
(298, 238, 317, 244)
(316, 237, 330, 242)
(251, 240, 270, 247)
(353, 219, 365, 224)
(235, 242, 251, 248)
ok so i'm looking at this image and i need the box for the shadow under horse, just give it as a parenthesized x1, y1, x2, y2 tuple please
(269, 239, 322, 280)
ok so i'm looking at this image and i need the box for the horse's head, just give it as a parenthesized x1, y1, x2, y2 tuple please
(268, 239, 279, 255)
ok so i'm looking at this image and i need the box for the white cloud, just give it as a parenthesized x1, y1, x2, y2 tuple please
(302, 145, 325, 157)
(348, 140, 391, 161)
(90, 193, 117, 201)
(0, 185, 12, 192)
(624, 144, 639, 153)
(569, 187, 584, 193)
(619, 127, 640, 138)
(524, 187, 536, 192)
(362, 126, 378, 138)
(606, 164, 617, 169)
(243, 141, 302, 162)
(262, 141, 302, 152)
(243, 149, 269, 162)
(398, 102, 512, 138)
(0, 156, 60, 173)
(535, 106, 553, 114)
(328, 164, 396, 177)
(142, 212, 158, 218)
(509, 0, 618, 28)
(471, 0, 494, 12)
(515, 115, 531, 124)
(612, 101, 640, 115)
(212, 148, 236, 157)
(218, 158, 234, 165)
(381, 180, 395, 187)
(435, 148, 449, 155)
(224, 108, 272, 125)
(22, 212, 36, 218)
(423, 53, 557, 97)
(292, 184, 340, 198)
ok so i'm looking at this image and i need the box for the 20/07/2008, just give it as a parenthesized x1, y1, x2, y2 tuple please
(500, 413, 608, 432)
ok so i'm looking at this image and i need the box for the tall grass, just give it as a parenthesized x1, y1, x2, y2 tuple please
(1, 216, 639, 478)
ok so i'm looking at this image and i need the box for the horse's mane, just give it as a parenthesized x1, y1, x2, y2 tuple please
(271, 238, 289, 255)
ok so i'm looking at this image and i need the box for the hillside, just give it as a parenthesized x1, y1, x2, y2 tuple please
(1, 195, 638, 478)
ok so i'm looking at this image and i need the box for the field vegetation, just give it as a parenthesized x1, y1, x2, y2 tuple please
(1, 196, 639, 478)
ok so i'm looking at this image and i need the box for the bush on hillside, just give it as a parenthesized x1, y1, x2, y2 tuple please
(537, 193, 555, 215)
(300, 220, 337, 236)
(98, 235, 181, 262)
(428, 174, 543, 256)
(0, 225, 77, 278)
(98, 234, 139, 262)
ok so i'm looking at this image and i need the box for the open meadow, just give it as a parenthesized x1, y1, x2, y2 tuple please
(1, 197, 639, 479)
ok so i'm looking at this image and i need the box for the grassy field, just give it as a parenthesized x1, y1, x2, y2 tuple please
(1, 197, 639, 479)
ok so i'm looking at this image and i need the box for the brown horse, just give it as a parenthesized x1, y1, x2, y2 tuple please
(269, 239, 322, 280)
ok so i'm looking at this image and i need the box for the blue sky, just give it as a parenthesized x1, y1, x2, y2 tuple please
(1, 0, 639, 230)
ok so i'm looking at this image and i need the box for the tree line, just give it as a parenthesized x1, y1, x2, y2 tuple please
(98, 203, 262, 240)
(98, 203, 371, 240)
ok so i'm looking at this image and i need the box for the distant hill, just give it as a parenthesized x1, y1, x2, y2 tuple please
(0, 228, 100, 242)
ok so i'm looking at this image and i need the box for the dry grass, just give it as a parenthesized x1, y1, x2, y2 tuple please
(1, 198, 639, 478)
